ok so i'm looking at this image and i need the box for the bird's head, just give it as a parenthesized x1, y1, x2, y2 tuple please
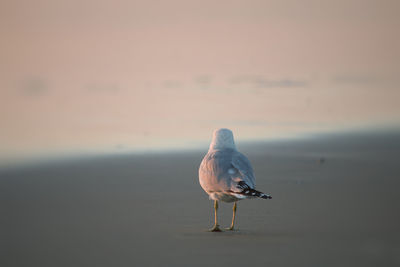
(209, 128, 236, 150)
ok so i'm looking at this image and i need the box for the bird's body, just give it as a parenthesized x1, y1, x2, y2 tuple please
(199, 128, 271, 231)
(199, 148, 255, 202)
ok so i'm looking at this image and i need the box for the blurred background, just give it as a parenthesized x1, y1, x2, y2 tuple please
(1, 0, 399, 166)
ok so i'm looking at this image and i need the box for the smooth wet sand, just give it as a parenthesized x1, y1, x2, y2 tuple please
(1, 130, 400, 266)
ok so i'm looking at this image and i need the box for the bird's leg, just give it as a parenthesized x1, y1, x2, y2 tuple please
(226, 201, 237, 230)
(209, 200, 222, 232)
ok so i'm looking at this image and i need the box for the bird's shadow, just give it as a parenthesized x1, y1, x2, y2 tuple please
(178, 226, 292, 241)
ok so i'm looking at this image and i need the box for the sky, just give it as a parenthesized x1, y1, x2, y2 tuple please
(1, 0, 400, 165)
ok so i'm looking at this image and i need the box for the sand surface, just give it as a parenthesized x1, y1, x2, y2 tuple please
(1, 130, 400, 266)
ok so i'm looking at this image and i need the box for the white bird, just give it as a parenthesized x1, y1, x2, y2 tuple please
(199, 128, 272, 231)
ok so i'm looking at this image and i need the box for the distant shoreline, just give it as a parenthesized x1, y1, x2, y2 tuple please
(2, 126, 399, 172)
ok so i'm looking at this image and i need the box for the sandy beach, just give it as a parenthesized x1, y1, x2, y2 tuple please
(1, 129, 400, 267)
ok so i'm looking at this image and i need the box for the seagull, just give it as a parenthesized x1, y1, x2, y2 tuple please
(199, 128, 272, 232)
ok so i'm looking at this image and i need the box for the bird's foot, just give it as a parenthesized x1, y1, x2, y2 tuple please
(209, 224, 222, 232)
(225, 225, 236, 231)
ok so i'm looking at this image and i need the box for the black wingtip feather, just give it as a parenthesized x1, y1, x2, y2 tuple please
(235, 182, 272, 199)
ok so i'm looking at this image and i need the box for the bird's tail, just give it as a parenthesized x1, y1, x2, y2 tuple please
(233, 181, 272, 199)
(239, 188, 272, 199)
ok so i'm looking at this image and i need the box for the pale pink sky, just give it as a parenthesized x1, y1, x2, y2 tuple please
(1, 0, 399, 164)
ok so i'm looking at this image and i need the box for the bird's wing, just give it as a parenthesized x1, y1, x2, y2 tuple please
(199, 150, 235, 192)
(231, 151, 256, 189)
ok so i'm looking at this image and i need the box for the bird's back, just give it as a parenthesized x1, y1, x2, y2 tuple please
(199, 148, 255, 196)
